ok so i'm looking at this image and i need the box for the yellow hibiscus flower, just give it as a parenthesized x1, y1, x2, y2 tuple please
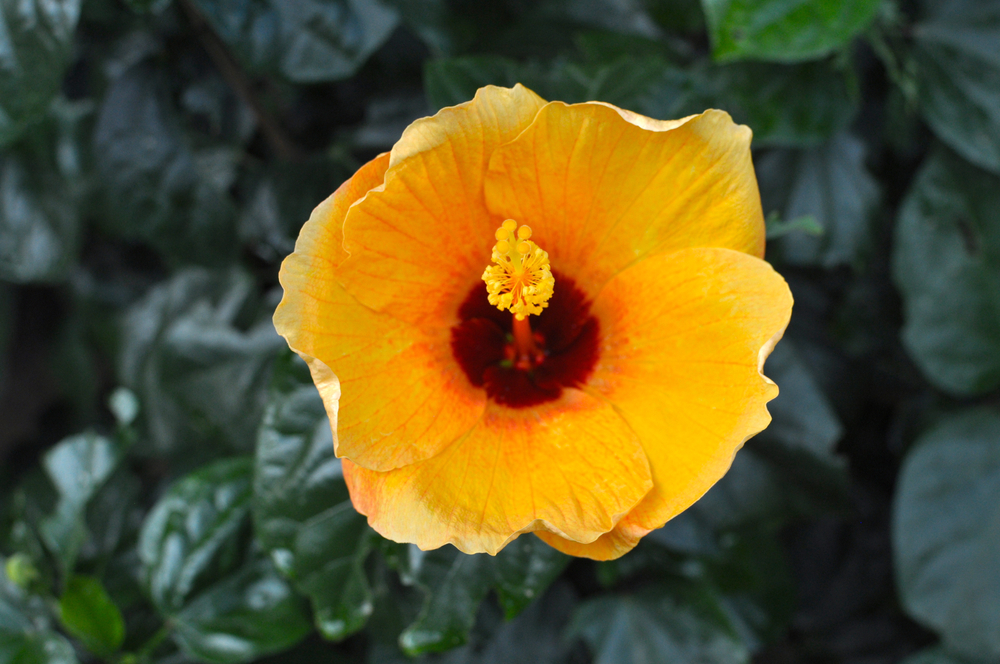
(273, 84, 793, 561)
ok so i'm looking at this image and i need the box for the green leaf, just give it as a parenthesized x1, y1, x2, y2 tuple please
(0, 147, 80, 284)
(568, 581, 750, 664)
(703, 530, 795, 649)
(171, 557, 312, 664)
(701, 0, 881, 62)
(892, 147, 1000, 396)
(139, 457, 311, 663)
(758, 132, 879, 267)
(424, 56, 524, 110)
(757, 341, 843, 460)
(765, 213, 823, 239)
(93, 63, 238, 266)
(239, 157, 354, 264)
(893, 407, 1000, 661)
(652, 442, 840, 556)
(424, 56, 856, 148)
(138, 457, 254, 612)
(58, 575, 125, 656)
(717, 60, 858, 147)
(119, 268, 284, 454)
(123, 0, 171, 13)
(910, 0, 1000, 174)
(1, 560, 79, 664)
(392, 538, 568, 656)
(642, 59, 858, 148)
(394, 547, 493, 656)
(190, 0, 399, 83)
(899, 648, 989, 664)
(384, 0, 474, 56)
(0, 0, 81, 147)
(491, 536, 568, 620)
(38, 433, 121, 579)
(253, 352, 375, 641)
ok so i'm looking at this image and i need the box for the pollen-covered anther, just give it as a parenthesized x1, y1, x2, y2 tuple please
(482, 219, 555, 320)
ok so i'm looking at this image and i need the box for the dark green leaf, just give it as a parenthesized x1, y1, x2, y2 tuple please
(139, 457, 254, 613)
(653, 437, 844, 557)
(472, 582, 575, 664)
(757, 341, 843, 459)
(1, 560, 79, 664)
(119, 268, 283, 454)
(139, 457, 310, 663)
(893, 408, 1000, 661)
(190, 0, 399, 83)
(171, 557, 312, 664)
(395, 547, 494, 656)
(38, 433, 121, 579)
(424, 56, 522, 110)
(254, 352, 375, 641)
(568, 581, 750, 664)
(58, 575, 125, 656)
(899, 648, 988, 664)
(93, 63, 238, 266)
(240, 157, 355, 264)
(491, 536, 568, 620)
(765, 213, 823, 239)
(82, 468, 141, 562)
(0, 0, 81, 146)
(385, 0, 474, 56)
(910, 0, 1000, 174)
(0, 149, 79, 283)
(701, 0, 880, 62)
(643, 60, 858, 147)
(392, 538, 568, 656)
(704, 530, 795, 649)
(123, 0, 171, 13)
(758, 132, 879, 266)
(425, 56, 856, 148)
(892, 148, 1000, 396)
(646, 0, 706, 33)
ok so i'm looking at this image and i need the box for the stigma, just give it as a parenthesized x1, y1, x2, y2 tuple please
(482, 220, 555, 320)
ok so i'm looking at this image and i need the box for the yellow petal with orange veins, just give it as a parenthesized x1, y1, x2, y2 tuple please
(337, 85, 548, 328)
(484, 104, 765, 296)
(583, 247, 792, 545)
(342, 391, 653, 555)
(274, 154, 486, 472)
(289, 151, 391, 267)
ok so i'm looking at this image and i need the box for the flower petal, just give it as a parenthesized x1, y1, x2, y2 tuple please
(274, 154, 486, 471)
(484, 104, 765, 296)
(583, 247, 792, 547)
(338, 85, 548, 327)
(535, 519, 648, 560)
(342, 390, 653, 555)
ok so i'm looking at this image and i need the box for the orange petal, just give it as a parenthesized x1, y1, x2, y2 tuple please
(342, 391, 653, 555)
(337, 85, 548, 327)
(582, 247, 792, 548)
(274, 154, 486, 471)
(484, 104, 765, 297)
(535, 519, 649, 561)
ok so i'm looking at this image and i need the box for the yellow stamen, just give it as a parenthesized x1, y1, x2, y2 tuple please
(482, 219, 555, 320)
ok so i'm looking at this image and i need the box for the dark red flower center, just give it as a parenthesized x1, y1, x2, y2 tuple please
(451, 271, 600, 408)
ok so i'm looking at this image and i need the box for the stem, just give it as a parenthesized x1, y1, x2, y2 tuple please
(512, 315, 538, 362)
(129, 623, 172, 664)
(178, 0, 301, 161)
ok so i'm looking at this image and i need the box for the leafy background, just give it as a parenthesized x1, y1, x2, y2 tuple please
(1, 0, 998, 663)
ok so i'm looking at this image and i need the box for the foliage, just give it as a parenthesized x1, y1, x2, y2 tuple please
(1, 0, 998, 662)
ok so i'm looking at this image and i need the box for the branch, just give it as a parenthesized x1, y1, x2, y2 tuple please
(179, 0, 302, 161)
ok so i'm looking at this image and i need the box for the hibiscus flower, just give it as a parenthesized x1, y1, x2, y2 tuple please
(274, 85, 792, 560)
